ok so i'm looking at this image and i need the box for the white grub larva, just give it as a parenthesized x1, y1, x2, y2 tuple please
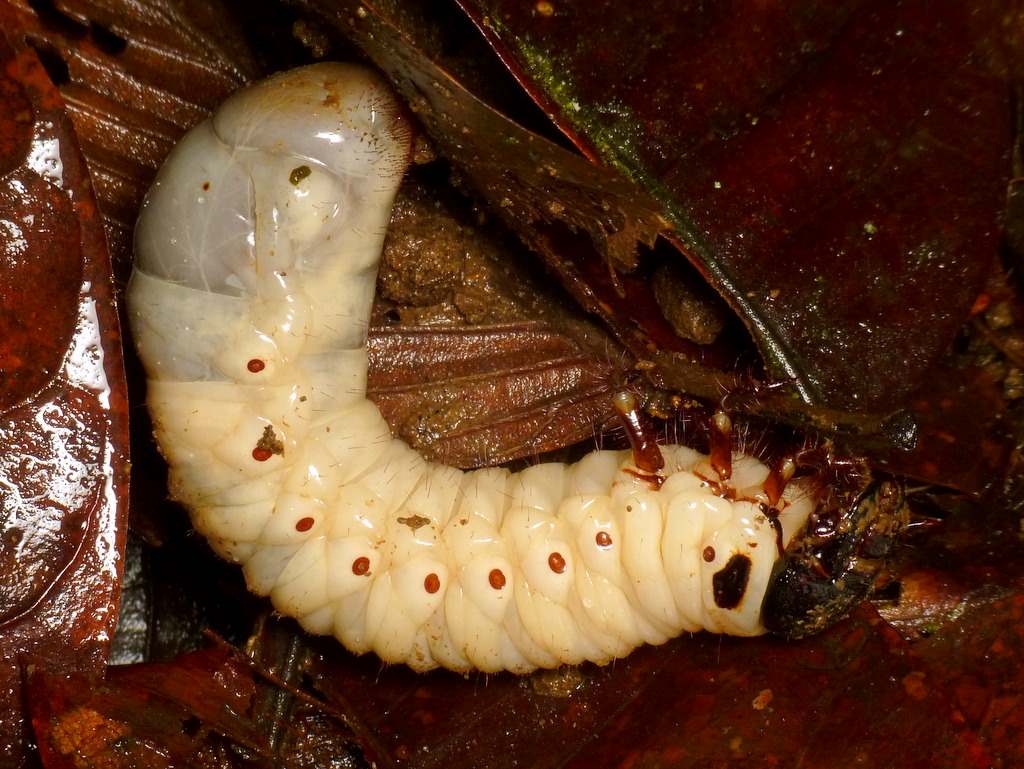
(127, 63, 819, 673)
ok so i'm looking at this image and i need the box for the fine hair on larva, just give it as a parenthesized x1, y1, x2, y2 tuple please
(127, 63, 818, 673)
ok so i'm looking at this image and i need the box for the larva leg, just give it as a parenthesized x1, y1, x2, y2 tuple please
(128, 63, 903, 673)
(611, 390, 664, 475)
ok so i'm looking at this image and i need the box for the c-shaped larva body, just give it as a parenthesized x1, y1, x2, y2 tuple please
(127, 64, 817, 673)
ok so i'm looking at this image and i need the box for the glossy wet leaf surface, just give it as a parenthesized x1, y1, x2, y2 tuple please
(0, 11, 128, 766)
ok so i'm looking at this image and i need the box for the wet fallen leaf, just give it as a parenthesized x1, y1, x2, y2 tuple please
(370, 175, 623, 466)
(0, 12, 128, 765)
(368, 321, 616, 466)
(29, 647, 266, 769)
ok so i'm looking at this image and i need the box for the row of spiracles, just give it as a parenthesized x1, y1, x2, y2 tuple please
(127, 63, 908, 673)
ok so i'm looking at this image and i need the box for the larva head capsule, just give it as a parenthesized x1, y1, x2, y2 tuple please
(762, 478, 909, 638)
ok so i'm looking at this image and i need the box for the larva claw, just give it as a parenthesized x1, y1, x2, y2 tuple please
(761, 478, 909, 638)
(763, 456, 796, 507)
(709, 410, 732, 482)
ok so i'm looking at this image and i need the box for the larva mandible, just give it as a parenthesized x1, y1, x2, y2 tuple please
(127, 63, 822, 673)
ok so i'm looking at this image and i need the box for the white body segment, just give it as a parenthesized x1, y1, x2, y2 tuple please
(128, 63, 815, 673)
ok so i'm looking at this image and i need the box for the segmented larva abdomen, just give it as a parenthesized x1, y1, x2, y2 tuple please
(127, 64, 816, 673)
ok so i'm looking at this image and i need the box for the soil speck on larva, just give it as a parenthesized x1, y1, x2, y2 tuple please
(398, 514, 431, 531)
(256, 424, 285, 456)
